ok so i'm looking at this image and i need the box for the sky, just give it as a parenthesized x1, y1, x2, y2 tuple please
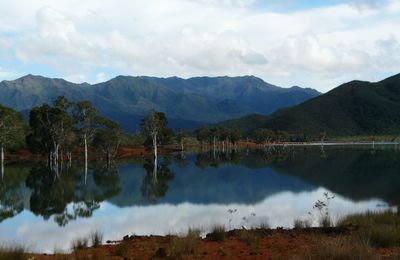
(0, 0, 400, 92)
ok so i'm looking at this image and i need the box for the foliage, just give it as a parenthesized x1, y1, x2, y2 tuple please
(141, 110, 173, 148)
(0, 104, 26, 150)
(93, 118, 123, 161)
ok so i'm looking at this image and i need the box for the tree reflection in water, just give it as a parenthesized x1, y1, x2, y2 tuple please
(26, 162, 121, 226)
(141, 158, 174, 203)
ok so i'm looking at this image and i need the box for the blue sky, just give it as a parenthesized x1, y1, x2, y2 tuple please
(0, 0, 399, 92)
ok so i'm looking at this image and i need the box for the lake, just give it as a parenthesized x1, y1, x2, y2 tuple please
(0, 145, 399, 253)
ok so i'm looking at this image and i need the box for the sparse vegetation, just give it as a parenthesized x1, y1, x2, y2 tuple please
(0, 243, 27, 260)
(208, 224, 226, 241)
(306, 235, 375, 260)
(338, 210, 400, 248)
(71, 237, 89, 252)
(89, 230, 103, 247)
(238, 230, 261, 255)
(115, 241, 130, 257)
(293, 218, 312, 229)
(168, 228, 202, 259)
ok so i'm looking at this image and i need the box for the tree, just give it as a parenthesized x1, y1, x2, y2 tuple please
(140, 110, 169, 160)
(0, 105, 25, 177)
(28, 102, 74, 172)
(229, 129, 241, 148)
(176, 128, 187, 151)
(194, 127, 209, 149)
(93, 119, 123, 166)
(254, 128, 275, 147)
(73, 101, 101, 178)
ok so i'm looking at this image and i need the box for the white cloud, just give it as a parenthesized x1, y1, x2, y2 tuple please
(0, 0, 400, 91)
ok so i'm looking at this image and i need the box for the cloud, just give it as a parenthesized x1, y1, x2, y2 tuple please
(0, 0, 400, 91)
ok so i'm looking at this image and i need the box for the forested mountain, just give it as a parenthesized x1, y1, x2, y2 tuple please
(0, 74, 319, 131)
(218, 73, 400, 137)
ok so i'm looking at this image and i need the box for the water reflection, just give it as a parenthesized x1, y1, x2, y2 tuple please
(0, 146, 399, 252)
(141, 158, 174, 203)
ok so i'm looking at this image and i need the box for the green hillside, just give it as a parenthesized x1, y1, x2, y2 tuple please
(218, 73, 400, 137)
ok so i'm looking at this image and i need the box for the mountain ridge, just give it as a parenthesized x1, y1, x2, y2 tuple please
(0, 74, 320, 131)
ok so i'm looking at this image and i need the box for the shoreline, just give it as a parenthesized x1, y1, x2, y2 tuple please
(19, 225, 400, 259)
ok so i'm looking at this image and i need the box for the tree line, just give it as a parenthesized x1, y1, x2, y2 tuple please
(0, 95, 299, 173)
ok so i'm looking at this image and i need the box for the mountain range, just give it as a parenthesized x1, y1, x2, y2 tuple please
(0, 74, 319, 131)
(219, 73, 400, 137)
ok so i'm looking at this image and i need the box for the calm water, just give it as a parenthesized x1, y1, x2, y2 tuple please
(0, 146, 399, 253)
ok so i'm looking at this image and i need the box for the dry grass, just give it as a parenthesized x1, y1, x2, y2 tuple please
(0, 243, 27, 260)
(238, 230, 262, 255)
(168, 228, 202, 259)
(306, 235, 376, 260)
(207, 224, 226, 241)
(338, 210, 400, 248)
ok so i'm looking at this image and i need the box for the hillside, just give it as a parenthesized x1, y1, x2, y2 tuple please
(0, 75, 319, 131)
(218, 73, 400, 137)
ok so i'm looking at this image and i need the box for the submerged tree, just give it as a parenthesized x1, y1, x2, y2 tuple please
(73, 101, 101, 179)
(93, 118, 123, 166)
(0, 105, 25, 177)
(176, 128, 187, 151)
(140, 110, 169, 160)
(27, 101, 74, 173)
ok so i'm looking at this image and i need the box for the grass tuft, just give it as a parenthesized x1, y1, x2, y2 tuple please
(293, 218, 312, 229)
(238, 230, 261, 255)
(90, 230, 103, 247)
(168, 228, 202, 259)
(71, 237, 89, 252)
(208, 224, 226, 241)
(0, 243, 27, 260)
(338, 210, 400, 248)
(307, 235, 375, 260)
